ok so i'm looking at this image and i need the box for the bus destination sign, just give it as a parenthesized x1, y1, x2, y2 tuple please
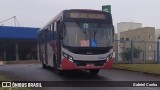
(69, 12, 106, 19)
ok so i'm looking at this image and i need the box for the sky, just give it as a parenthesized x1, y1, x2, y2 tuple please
(0, 0, 160, 31)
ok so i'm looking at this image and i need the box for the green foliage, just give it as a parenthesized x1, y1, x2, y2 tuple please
(0, 75, 10, 81)
(121, 47, 142, 60)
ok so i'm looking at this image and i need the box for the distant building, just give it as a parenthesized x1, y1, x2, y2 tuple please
(117, 22, 142, 33)
(120, 27, 155, 42)
(116, 22, 142, 61)
(0, 26, 39, 61)
(120, 27, 159, 61)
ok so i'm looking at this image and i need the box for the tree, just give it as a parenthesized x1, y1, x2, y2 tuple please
(121, 47, 142, 60)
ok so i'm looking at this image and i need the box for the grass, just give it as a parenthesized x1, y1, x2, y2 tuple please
(0, 75, 31, 90)
(113, 64, 160, 75)
(0, 75, 10, 81)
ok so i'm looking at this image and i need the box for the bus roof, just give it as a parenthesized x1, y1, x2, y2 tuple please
(69, 9, 107, 13)
(40, 9, 111, 31)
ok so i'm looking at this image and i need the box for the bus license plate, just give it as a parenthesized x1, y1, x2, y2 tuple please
(86, 64, 95, 67)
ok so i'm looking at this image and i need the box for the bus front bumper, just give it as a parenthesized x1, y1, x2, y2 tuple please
(61, 58, 113, 70)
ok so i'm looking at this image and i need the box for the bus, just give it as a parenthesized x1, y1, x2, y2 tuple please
(38, 9, 114, 75)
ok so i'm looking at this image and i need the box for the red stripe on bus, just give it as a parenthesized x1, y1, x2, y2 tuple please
(103, 59, 113, 69)
(61, 58, 76, 70)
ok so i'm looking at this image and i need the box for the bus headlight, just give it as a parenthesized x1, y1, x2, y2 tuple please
(106, 54, 113, 61)
(106, 57, 109, 61)
(109, 54, 113, 58)
(63, 53, 68, 58)
(63, 52, 74, 62)
(68, 56, 73, 62)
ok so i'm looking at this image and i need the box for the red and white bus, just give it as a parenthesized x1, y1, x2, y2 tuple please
(38, 9, 114, 75)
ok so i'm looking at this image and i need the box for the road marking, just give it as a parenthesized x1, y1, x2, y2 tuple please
(144, 87, 160, 90)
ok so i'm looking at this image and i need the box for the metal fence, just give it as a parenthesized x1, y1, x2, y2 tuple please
(114, 40, 160, 64)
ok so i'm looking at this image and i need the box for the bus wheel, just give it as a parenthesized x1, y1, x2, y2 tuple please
(54, 64, 63, 75)
(53, 55, 63, 75)
(56, 69, 63, 75)
(42, 63, 47, 69)
(89, 69, 100, 75)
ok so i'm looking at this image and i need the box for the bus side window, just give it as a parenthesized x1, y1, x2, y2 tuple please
(45, 26, 52, 42)
(44, 29, 47, 42)
(54, 31, 57, 40)
(41, 30, 45, 44)
(51, 23, 54, 40)
(54, 22, 57, 40)
(48, 26, 52, 42)
(45, 29, 48, 42)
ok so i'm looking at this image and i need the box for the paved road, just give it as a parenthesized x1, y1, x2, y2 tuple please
(0, 64, 160, 90)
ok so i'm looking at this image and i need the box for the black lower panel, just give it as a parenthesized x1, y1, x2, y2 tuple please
(73, 60, 106, 66)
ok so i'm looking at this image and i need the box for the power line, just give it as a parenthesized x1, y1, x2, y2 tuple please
(0, 16, 20, 27)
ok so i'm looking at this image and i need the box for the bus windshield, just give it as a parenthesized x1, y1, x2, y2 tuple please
(62, 22, 113, 47)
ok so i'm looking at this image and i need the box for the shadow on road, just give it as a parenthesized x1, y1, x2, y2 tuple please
(46, 67, 108, 81)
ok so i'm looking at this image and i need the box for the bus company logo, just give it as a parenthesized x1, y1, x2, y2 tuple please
(98, 57, 105, 60)
(2, 82, 12, 87)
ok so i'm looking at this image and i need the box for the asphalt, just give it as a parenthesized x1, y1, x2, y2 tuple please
(0, 64, 160, 90)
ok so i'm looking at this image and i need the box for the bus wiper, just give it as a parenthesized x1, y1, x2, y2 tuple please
(76, 22, 87, 39)
(93, 23, 101, 39)
(84, 28, 88, 40)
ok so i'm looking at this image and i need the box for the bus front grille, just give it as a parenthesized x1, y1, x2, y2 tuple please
(73, 60, 106, 66)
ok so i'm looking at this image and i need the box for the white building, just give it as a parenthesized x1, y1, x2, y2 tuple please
(117, 22, 142, 33)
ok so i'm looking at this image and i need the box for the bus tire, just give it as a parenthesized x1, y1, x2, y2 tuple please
(89, 69, 100, 75)
(54, 65, 63, 75)
(42, 63, 47, 69)
(56, 69, 63, 75)
(53, 54, 63, 75)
